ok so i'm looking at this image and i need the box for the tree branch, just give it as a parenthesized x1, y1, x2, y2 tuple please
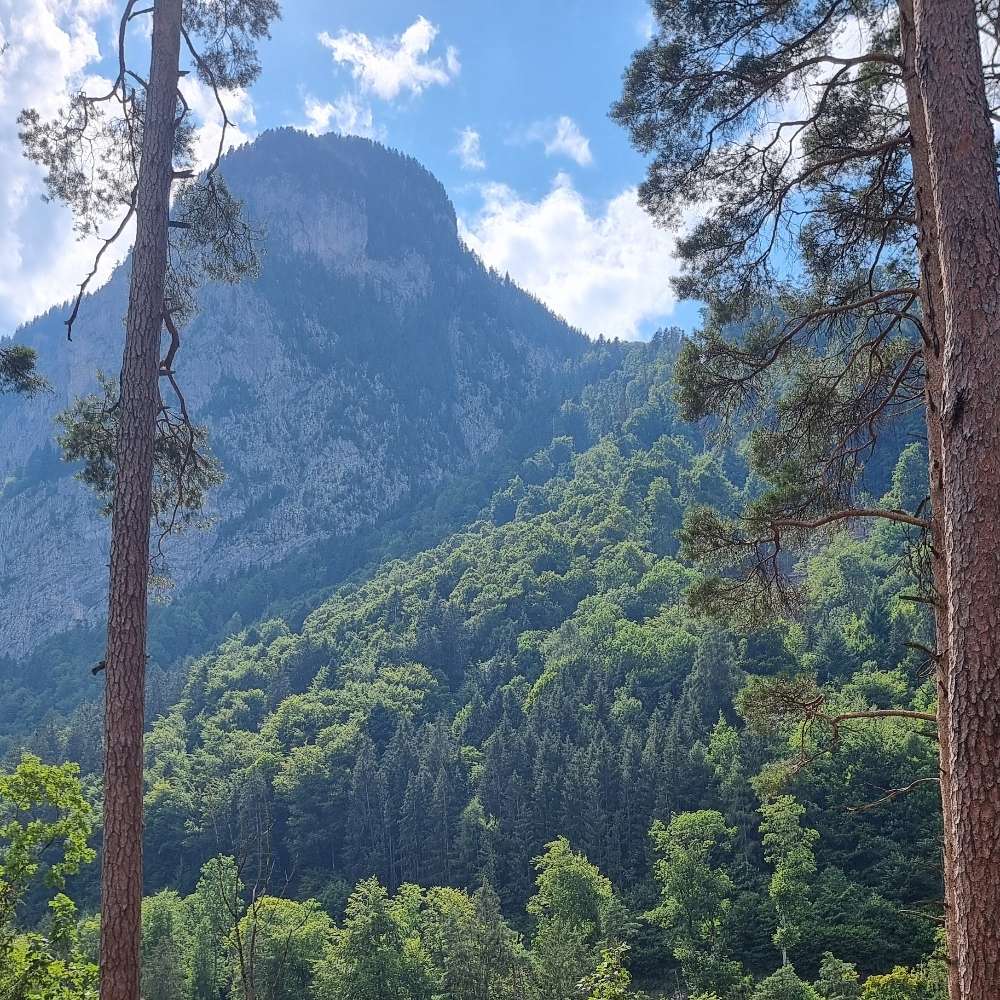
(65, 195, 136, 340)
(774, 507, 930, 532)
(848, 776, 940, 813)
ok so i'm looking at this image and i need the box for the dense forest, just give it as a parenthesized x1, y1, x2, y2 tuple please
(4, 335, 949, 998)
(5, 0, 1000, 998)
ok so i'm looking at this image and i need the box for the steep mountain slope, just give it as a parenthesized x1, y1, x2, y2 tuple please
(0, 129, 589, 663)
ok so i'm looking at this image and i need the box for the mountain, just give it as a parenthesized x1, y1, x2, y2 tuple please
(0, 128, 591, 667)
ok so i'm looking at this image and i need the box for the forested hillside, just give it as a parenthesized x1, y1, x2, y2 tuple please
(9, 0, 994, 992)
(14, 333, 946, 998)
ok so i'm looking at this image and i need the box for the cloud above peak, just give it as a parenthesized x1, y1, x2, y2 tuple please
(179, 77, 257, 170)
(460, 174, 681, 341)
(302, 92, 380, 139)
(453, 127, 486, 171)
(522, 116, 593, 167)
(319, 16, 459, 102)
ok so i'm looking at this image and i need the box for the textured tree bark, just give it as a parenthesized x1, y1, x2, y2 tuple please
(99, 2, 182, 999)
(914, 0, 1000, 994)
(897, 5, 958, 996)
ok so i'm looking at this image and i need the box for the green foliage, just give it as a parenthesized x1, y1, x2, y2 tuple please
(233, 897, 332, 1000)
(579, 943, 642, 1000)
(0, 755, 95, 922)
(611, 0, 935, 681)
(56, 372, 223, 532)
(142, 891, 194, 1000)
(814, 954, 860, 1000)
(528, 837, 616, 938)
(3, 328, 948, 995)
(760, 796, 819, 960)
(751, 965, 821, 1000)
(647, 811, 745, 994)
(530, 918, 597, 1000)
(312, 878, 433, 1000)
(80, 332, 941, 997)
(0, 344, 47, 396)
(0, 756, 97, 1000)
(527, 839, 619, 999)
(859, 968, 935, 1000)
(0, 893, 98, 1000)
(188, 856, 241, 1000)
(419, 885, 530, 1000)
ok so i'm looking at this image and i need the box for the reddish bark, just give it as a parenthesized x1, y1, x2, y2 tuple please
(99, 2, 182, 999)
(897, 3, 959, 994)
(914, 0, 1000, 994)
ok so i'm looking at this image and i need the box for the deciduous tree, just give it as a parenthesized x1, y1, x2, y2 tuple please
(759, 795, 818, 966)
(0, 755, 98, 1000)
(646, 811, 745, 995)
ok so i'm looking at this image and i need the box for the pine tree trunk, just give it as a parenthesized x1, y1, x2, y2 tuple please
(914, 0, 1000, 994)
(897, 5, 959, 996)
(99, 2, 182, 999)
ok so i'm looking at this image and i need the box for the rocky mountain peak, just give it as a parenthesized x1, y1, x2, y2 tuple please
(0, 130, 587, 658)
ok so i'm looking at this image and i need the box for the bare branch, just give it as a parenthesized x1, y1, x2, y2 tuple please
(773, 507, 930, 532)
(848, 776, 940, 813)
(65, 195, 136, 340)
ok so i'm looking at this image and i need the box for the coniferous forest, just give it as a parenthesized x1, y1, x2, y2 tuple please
(2, 2, 1000, 1000)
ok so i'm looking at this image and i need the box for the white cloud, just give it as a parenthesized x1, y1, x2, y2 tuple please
(304, 17, 458, 148)
(304, 94, 381, 138)
(453, 127, 485, 171)
(460, 173, 682, 341)
(179, 77, 257, 171)
(318, 16, 459, 102)
(0, 0, 120, 331)
(301, 92, 381, 138)
(523, 116, 593, 167)
(0, 2, 259, 331)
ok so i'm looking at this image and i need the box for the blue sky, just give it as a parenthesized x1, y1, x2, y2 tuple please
(262, 0, 648, 206)
(0, 1, 700, 339)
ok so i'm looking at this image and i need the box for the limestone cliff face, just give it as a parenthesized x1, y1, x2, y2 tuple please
(0, 130, 586, 656)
